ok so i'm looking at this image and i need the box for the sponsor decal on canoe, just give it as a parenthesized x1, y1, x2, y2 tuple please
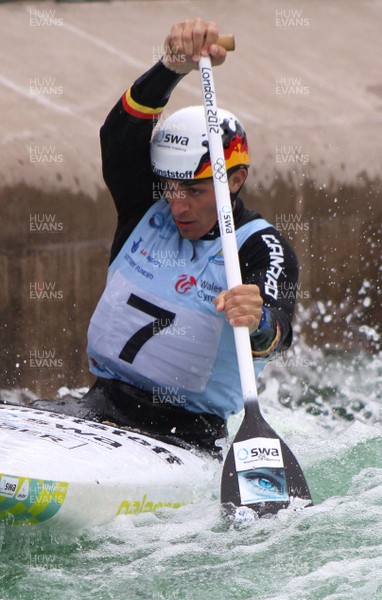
(0, 407, 184, 464)
(0, 473, 68, 525)
(117, 494, 183, 515)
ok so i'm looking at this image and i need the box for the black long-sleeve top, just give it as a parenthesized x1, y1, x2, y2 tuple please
(100, 61, 299, 358)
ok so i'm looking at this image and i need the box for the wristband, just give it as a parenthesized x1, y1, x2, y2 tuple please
(251, 306, 272, 337)
(251, 307, 281, 358)
(252, 321, 281, 358)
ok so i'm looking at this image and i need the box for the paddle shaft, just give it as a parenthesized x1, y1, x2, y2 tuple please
(200, 44, 313, 512)
(198, 54, 258, 405)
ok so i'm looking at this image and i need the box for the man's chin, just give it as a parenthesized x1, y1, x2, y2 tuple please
(176, 222, 199, 239)
(178, 231, 198, 240)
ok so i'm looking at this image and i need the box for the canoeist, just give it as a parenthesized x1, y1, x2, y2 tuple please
(35, 19, 299, 456)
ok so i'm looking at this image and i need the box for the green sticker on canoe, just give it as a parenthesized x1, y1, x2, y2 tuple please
(0, 473, 68, 525)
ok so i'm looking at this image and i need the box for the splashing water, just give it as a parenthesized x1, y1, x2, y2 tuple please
(0, 340, 381, 599)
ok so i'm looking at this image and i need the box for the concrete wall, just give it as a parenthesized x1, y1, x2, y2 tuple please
(1, 0, 381, 396)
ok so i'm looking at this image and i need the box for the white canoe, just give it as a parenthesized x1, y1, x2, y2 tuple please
(0, 405, 217, 529)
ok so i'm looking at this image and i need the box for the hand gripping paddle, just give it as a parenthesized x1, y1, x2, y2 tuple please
(199, 36, 312, 516)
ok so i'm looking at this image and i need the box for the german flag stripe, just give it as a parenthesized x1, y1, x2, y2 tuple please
(122, 88, 165, 120)
(252, 322, 282, 358)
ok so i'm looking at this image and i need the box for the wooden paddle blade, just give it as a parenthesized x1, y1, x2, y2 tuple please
(220, 400, 312, 517)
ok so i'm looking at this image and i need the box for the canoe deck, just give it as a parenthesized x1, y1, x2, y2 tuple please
(0, 405, 217, 528)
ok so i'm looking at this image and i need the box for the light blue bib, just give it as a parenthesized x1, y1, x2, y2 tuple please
(87, 199, 272, 418)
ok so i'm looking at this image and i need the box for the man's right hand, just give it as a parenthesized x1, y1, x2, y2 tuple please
(162, 18, 227, 74)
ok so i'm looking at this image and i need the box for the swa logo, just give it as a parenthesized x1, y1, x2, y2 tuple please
(156, 131, 189, 146)
(175, 274, 197, 294)
(237, 446, 280, 460)
(251, 447, 280, 458)
(237, 448, 249, 460)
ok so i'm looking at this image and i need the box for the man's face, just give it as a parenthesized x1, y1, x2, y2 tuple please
(162, 179, 218, 240)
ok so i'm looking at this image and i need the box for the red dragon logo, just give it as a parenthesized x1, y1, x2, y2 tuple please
(175, 274, 197, 294)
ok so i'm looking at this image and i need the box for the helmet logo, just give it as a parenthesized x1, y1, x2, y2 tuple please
(155, 130, 189, 147)
(175, 274, 197, 294)
(162, 133, 189, 147)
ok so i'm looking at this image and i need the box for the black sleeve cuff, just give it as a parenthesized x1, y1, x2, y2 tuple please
(131, 61, 185, 108)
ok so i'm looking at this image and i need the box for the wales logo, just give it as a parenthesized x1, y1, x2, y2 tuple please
(175, 274, 197, 294)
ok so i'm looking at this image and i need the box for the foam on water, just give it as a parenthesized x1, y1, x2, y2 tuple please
(2, 453, 382, 600)
(0, 347, 381, 599)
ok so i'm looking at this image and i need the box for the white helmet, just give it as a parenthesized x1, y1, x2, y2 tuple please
(150, 105, 249, 180)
